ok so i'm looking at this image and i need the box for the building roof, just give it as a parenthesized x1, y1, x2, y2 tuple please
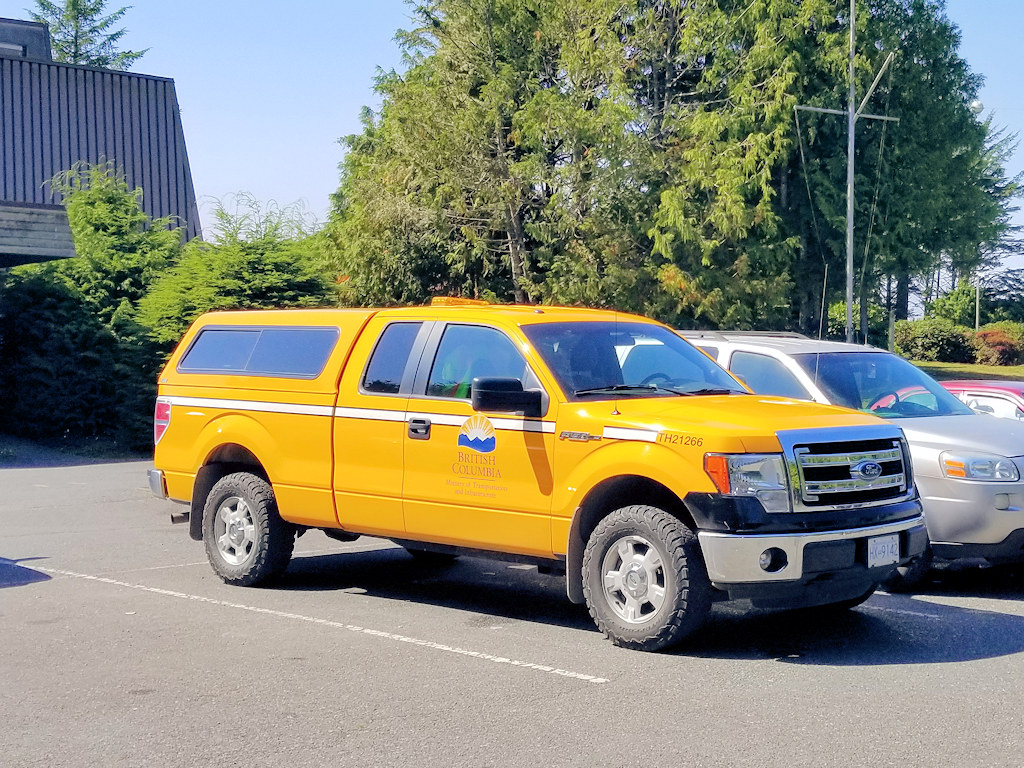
(0, 16, 199, 267)
(0, 18, 51, 62)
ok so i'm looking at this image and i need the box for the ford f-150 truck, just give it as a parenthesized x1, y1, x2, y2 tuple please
(148, 301, 926, 651)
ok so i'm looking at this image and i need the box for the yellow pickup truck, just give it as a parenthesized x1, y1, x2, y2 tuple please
(149, 301, 926, 650)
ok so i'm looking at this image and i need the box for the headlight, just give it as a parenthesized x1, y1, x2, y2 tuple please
(704, 453, 792, 513)
(940, 451, 1020, 482)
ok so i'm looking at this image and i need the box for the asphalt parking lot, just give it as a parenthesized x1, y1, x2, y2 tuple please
(3, 458, 1024, 768)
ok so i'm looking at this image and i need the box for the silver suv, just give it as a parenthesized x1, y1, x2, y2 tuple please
(685, 332, 1024, 587)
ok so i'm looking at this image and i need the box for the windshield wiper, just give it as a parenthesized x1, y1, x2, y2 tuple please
(574, 385, 661, 397)
(573, 384, 743, 397)
(680, 387, 745, 396)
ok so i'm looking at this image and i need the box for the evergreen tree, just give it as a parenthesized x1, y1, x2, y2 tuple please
(45, 161, 180, 325)
(325, 0, 1018, 330)
(30, 0, 147, 70)
(326, 0, 665, 312)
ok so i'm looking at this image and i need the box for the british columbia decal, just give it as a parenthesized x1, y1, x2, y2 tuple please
(449, 414, 507, 498)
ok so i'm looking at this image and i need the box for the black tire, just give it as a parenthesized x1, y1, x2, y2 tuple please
(582, 505, 712, 651)
(882, 545, 933, 593)
(202, 472, 295, 586)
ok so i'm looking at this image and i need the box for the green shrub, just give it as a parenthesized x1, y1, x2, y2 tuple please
(927, 280, 976, 327)
(137, 197, 332, 345)
(893, 317, 975, 362)
(0, 273, 158, 450)
(0, 274, 117, 438)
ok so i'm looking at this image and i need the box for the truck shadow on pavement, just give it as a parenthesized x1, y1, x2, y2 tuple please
(681, 563, 1024, 664)
(275, 546, 1024, 665)
(908, 561, 1024, 602)
(684, 593, 1024, 666)
(276, 547, 596, 633)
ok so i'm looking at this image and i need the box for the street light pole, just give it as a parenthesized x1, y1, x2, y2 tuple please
(976, 281, 981, 330)
(845, 0, 856, 343)
(797, 2, 896, 345)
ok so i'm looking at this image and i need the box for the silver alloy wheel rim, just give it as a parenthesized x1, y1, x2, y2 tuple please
(601, 534, 667, 624)
(214, 496, 256, 566)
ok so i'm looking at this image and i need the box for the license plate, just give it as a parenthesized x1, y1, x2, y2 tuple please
(867, 533, 900, 568)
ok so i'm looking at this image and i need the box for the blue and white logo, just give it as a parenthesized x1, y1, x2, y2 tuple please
(851, 460, 883, 480)
(458, 414, 496, 454)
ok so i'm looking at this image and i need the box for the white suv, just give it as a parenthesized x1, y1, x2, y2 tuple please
(684, 332, 1024, 587)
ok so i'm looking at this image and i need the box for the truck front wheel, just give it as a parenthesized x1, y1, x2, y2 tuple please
(203, 472, 295, 586)
(583, 505, 711, 651)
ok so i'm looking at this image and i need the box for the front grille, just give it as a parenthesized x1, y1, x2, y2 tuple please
(777, 427, 914, 512)
(796, 439, 907, 506)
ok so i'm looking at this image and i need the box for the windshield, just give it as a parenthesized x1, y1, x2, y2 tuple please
(792, 351, 973, 418)
(522, 321, 745, 400)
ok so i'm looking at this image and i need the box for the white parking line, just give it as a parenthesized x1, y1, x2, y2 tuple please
(100, 560, 211, 574)
(103, 543, 401, 576)
(863, 605, 943, 621)
(37, 566, 610, 685)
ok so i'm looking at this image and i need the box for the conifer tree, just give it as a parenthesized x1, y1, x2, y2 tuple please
(30, 0, 146, 70)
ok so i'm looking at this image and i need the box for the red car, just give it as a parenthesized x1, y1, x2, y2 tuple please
(940, 380, 1024, 421)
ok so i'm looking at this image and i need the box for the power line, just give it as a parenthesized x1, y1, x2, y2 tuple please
(795, 0, 898, 343)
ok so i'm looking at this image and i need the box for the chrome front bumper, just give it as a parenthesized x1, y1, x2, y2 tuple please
(698, 516, 927, 584)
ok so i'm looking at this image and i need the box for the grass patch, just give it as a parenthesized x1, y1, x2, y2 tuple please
(913, 361, 1024, 381)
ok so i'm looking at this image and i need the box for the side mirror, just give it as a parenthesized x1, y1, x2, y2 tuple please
(471, 377, 543, 418)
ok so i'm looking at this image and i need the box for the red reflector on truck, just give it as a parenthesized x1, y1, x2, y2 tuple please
(154, 399, 171, 444)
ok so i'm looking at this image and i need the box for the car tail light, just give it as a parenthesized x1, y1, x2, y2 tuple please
(154, 399, 171, 445)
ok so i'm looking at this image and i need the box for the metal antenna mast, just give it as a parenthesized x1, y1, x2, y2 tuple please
(795, 0, 898, 343)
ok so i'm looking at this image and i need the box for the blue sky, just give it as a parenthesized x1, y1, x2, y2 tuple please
(1, 0, 1020, 252)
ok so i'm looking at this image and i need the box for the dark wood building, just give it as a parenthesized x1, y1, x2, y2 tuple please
(0, 18, 199, 268)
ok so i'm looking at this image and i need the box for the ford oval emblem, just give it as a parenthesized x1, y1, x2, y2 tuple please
(852, 460, 883, 480)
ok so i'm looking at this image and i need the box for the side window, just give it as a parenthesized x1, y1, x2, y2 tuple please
(246, 329, 340, 377)
(426, 325, 538, 399)
(362, 323, 422, 394)
(730, 351, 811, 400)
(179, 327, 339, 378)
(965, 394, 1024, 420)
(695, 343, 720, 361)
(180, 329, 259, 372)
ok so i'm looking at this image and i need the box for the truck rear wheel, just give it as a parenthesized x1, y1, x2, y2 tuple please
(583, 505, 711, 651)
(203, 472, 295, 586)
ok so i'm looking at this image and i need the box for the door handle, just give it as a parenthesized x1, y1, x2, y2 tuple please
(408, 417, 431, 440)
